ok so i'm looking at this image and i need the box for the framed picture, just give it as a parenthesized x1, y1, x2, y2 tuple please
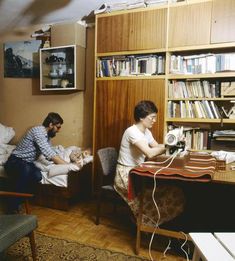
(4, 40, 42, 78)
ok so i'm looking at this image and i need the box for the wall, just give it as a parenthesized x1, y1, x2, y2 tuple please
(0, 24, 94, 149)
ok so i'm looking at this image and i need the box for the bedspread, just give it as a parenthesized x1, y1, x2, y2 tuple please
(34, 145, 93, 187)
(0, 144, 16, 166)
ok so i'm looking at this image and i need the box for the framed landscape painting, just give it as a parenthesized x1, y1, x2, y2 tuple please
(4, 40, 42, 78)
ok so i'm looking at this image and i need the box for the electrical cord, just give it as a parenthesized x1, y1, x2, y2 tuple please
(148, 150, 181, 261)
(180, 231, 190, 261)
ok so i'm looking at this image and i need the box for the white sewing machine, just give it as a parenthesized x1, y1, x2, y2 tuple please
(165, 127, 186, 155)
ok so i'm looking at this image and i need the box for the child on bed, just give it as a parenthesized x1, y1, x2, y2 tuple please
(34, 146, 92, 178)
(69, 148, 92, 168)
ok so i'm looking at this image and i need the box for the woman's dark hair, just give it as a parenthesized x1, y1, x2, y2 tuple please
(134, 100, 158, 122)
(42, 112, 64, 127)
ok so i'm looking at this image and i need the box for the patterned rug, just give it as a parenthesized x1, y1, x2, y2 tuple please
(5, 232, 149, 261)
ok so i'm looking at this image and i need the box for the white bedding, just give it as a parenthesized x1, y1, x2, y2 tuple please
(40, 155, 93, 187)
(35, 146, 93, 187)
(0, 142, 93, 187)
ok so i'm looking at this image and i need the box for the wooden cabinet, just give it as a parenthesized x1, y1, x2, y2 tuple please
(40, 45, 85, 91)
(94, 79, 165, 151)
(211, 0, 235, 44)
(94, 0, 235, 162)
(168, 1, 212, 48)
(96, 8, 167, 53)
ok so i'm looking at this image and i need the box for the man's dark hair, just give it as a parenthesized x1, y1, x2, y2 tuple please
(42, 112, 63, 127)
(134, 100, 158, 122)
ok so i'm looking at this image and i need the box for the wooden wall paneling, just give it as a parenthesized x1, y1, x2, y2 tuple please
(128, 9, 167, 50)
(97, 8, 167, 53)
(126, 79, 165, 144)
(97, 14, 130, 53)
(168, 1, 212, 48)
(211, 0, 235, 44)
(94, 79, 165, 152)
(95, 80, 129, 150)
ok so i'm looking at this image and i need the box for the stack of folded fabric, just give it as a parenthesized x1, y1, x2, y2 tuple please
(128, 152, 216, 199)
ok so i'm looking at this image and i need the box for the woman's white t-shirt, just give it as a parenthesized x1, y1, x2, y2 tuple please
(117, 124, 154, 167)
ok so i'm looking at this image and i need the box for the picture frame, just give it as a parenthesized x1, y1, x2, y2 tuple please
(4, 40, 42, 78)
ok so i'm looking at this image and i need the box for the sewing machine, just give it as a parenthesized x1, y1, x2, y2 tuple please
(164, 127, 186, 155)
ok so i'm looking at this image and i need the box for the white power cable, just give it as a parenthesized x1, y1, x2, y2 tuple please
(180, 231, 190, 261)
(148, 150, 181, 261)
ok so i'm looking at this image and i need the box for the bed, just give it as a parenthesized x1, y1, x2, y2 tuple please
(34, 161, 92, 210)
(0, 123, 93, 211)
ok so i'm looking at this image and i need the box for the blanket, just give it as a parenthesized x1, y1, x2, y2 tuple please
(0, 144, 16, 165)
(34, 145, 93, 178)
(0, 123, 16, 166)
(128, 152, 216, 200)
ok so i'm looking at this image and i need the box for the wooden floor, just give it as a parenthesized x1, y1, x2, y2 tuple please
(32, 199, 189, 261)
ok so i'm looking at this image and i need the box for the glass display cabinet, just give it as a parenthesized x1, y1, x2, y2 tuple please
(40, 45, 85, 91)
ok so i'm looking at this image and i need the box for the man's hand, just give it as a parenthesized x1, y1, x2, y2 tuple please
(51, 155, 68, 165)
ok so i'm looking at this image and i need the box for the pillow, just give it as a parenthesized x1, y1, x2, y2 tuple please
(0, 123, 15, 144)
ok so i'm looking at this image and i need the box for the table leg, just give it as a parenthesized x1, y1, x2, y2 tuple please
(135, 178, 144, 255)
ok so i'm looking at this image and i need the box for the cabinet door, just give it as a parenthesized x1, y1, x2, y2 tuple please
(126, 79, 165, 144)
(168, 1, 212, 48)
(96, 8, 167, 53)
(211, 0, 235, 43)
(95, 80, 129, 150)
(94, 79, 165, 153)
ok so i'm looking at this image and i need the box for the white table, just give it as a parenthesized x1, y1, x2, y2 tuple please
(189, 233, 235, 261)
(214, 233, 235, 259)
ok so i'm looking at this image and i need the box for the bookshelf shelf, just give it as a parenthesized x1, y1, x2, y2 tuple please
(97, 49, 166, 57)
(166, 118, 234, 123)
(96, 75, 165, 81)
(168, 72, 235, 80)
(167, 98, 235, 101)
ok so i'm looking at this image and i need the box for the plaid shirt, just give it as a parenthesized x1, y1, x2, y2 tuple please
(12, 126, 57, 162)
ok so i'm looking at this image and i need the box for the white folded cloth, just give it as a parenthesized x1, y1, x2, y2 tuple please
(211, 150, 235, 164)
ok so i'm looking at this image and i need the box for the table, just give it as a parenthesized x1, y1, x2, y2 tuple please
(190, 233, 235, 261)
(133, 160, 235, 255)
(214, 233, 235, 259)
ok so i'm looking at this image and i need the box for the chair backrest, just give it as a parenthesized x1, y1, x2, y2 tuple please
(97, 147, 118, 177)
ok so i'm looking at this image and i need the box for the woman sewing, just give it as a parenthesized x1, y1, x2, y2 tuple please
(114, 100, 185, 226)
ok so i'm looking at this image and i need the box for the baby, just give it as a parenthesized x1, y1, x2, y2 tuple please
(69, 148, 92, 168)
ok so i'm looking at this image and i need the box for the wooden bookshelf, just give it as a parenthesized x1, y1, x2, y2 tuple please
(93, 0, 235, 186)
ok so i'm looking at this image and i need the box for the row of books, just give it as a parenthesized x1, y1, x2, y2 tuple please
(170, 53, 235, 74)
(96, 55, 165, 77)
(167, 100, 222, 119)
(168, 126, 234, 150)
(185, 129, 209, 150)
(168, 80, 220, 99)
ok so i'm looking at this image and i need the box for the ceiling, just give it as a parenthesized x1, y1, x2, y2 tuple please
(0, 0, 112, 33)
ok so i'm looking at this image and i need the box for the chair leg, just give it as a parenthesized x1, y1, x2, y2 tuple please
(96, 193, 101, 225)
(28, 231, 37, 261)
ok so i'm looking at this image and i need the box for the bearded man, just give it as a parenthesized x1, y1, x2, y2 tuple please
(4, 112, 68, 213)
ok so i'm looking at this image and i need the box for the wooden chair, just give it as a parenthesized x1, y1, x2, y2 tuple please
(0, 191, 37, 261)
(95, 147, 125, 225)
